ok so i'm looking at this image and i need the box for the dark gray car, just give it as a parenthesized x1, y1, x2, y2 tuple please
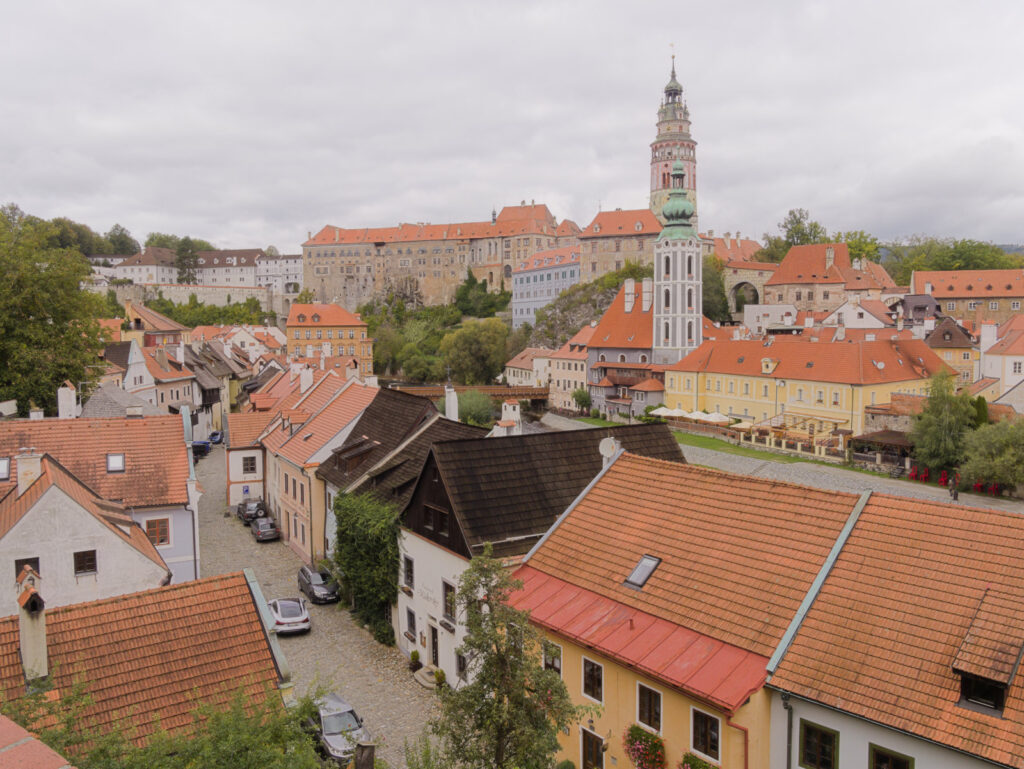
(250, 516, 280, 542)
(298, 566, 340, 604)
(309, 692, 372, 765)
(236, 498, 266, 524)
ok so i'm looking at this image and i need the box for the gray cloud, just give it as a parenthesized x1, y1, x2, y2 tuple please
(2, 0, 1022, 251)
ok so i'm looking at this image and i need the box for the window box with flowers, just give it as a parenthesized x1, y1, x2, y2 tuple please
(623, 724, 666, 769)
(677, 751, 715, 769)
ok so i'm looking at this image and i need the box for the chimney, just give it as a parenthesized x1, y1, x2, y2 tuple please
(623, 279, 636, 312)
(641, 278, 653, 312)
(154, 347, 168, 369)
(17, 572, 47, 682)
(177, 339, 185, 364)
(299, 367, 314, 393)
(57, 381, 76, 419)
(825, 246, 835, 270)
(16, 449, 42, 495)
(501, 400, 522, 436)
(29, 408, 44, 420)
(444, 385, 459, 422)
(924, 282, 933, 294)
(924, 317, 936, 332)
(979, 323, 998, 352)
(126, 406, 144, 418)
(897, 316, 904, 332)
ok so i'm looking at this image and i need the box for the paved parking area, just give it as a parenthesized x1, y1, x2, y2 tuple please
(196, 446, 435, 767)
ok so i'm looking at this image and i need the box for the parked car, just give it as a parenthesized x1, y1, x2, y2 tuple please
(236, 498, 266, 524)
(209, 430, 223, 444)
(250, 516, 280, 542)
(298, 566, 340, 604)
(267, 597, 310, 634)
(307, 692, 372, 765)
(191, 440, 211, 458)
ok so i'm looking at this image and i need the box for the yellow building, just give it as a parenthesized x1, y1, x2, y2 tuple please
(285, 303, 373, 377)
(663, 337, 950, 436)
(511, 452, 876, 769)
(924, 317, 979, 384)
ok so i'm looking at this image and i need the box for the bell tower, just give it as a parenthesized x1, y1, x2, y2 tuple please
(650, 57, 697, 228)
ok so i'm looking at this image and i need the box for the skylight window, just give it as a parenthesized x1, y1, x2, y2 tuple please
(106, 453, 125, 473)
(0, 457, 9, 481)
(625, 555, 661, 589)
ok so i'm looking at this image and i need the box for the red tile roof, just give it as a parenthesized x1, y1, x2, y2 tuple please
(550, 340, 588, 361)
(190, 325, 229, 341)
(195, 249, 263, 267)
(667, 337, 951, 385)
(505, 347, 555, 371)
(513, 565, 768, 714)
(630, 378, 664, 392)
(0, 416, 189, 507)
(0, 573, 280, 742)
(590, 283, 653, 349)
(513, 246, 579, 274)
(987, 328, 1024, 357)
(770, 494, 1024, 767)
(568, 323, 598, 348)
(712, 236, 763, 264)
(579, 209, 662, 239)
(911, 268, 1024, 298)
(124, 301, 187, 332)
(226, 412, 275, 447)
(274, 382, 378, 467)
(97, 318, 122, 342)
(286, 303, 365, 328)
(0, 714, 74, 768)
(141, 347, 195, 382)
(766, 243, 896, 290)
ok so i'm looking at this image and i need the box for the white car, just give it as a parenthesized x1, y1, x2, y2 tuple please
(267, 597, 310, 634)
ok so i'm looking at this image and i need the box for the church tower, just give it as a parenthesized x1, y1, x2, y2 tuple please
(649, 58, 697, 228)
(653, 160, 702, 365)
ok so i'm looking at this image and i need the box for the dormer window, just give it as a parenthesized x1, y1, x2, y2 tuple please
(625, 555, 661, 589)
(960, 674, 1006, 712)
(0, 457, 9, 481)
(297, 314, 306, 322)
(106, 453, 125, 473)
(312, 313, 321, 323)
(953, 588, 1022, 716)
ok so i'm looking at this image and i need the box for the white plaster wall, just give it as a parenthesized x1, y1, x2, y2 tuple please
(393, 529, 470, 686)
(132, 506, 196, 582)
(769, 690, 994, 769)
(823, 301, 888, 328)
(1, 486, 166, 615)
(227, 448, 264, 506)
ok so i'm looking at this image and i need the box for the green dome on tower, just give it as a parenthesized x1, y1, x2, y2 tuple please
(658, 160, 696, 240)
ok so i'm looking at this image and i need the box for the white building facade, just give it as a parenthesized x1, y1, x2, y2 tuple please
(511, 247, 580, 329)
(256, 252, 304, 294)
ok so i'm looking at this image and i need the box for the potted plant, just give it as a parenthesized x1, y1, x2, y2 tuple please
(678, 752, 714, 769)
(409, 649, 422, 672)
(434, 668, 447, 689)
(623, 724, 666, 769)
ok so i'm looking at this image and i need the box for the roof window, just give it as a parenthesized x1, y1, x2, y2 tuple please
(625, 555, 661, 589)
(297, 314, 306, 322)
(106, 453, 125, 473)
(0, 457, 9, 481)
(312, 314, 321, 322)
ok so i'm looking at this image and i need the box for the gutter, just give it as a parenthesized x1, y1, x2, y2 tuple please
(767, 489, 872, 677)
(243, 567, 294, 701)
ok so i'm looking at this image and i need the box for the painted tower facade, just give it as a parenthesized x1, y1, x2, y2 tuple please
(653, 160, 703, 365)
(649, 59, 697, 228)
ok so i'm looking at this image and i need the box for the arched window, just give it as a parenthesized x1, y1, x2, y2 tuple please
(599, 354, 606, 362)
(664, 289, 671, 309)
(618, 354, 626, 363)
(640, 354, 648, 363)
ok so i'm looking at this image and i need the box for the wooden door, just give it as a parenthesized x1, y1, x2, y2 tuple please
(430, 626, 439, 667)
(582, 729, 603, 769)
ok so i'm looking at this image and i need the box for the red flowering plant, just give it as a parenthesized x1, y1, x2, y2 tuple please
(677, 751, 715, 769)
(623, 724, 666, 769)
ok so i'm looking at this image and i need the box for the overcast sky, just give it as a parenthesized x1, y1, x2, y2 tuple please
(3, 1, 1022, 251)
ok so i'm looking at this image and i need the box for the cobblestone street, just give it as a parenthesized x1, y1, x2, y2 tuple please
(196, 446, 435, 768)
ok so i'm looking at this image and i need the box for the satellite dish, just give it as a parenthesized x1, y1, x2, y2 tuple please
(598, 437, 618, 458)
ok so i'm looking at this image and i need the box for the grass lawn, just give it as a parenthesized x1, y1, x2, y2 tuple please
(672, 431, 806, 463)
(576, 416, 619, 427)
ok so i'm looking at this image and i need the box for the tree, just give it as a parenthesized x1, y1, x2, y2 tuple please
(294, 288, 316, 303)
(571, 387, 591, 412)
(834, 229, 881, 262)
(701, 254, 731, 322)
(973, 396, 989, 428)
(431, 548, 592, 769)
(0, 205, 109, 415)
(105, 223, 140, 255)
(909, 370, 976, 470)
(439, 318, 508, 385)
(884, 236, 1022, 285)
(457, 389, 494, 426)
(175, 236, 198, 284)
(960, 419, 1024, 491)
(756, 208, 829, 263)
(265, 245, 280, 256)
(331, 492, 401, 644)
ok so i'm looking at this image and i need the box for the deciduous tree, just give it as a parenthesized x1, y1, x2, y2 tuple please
(572, 387, 591, 412)
(104, 223, 140, 255)
(756, 208, 829, 263)
(701, 254, 731, 322)
(431, 548, 593, 769)
(959, 419, 1024, 491)
(439, 318, 508, 385)
(909, 370, 976, 470)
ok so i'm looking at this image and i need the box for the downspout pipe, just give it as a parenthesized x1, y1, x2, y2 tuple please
(727, 717, 749, 769)
(782, 692, 793, 769)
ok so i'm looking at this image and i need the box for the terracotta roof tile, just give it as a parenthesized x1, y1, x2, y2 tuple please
(987, 328, 1024, 357)
(0, 416, 189, 507)
(771, 494, 1024, 766)
(286, 303, 366, 328)
(513, 246, 579, 274)
(766, 243, 896, 290)
(590, 283, 653, 349)
(911, 268, 1024, 298)
(226, 412, 275, 447)
(579, 209, 662, 239)
(273, 382, 378, 466)
(0, 573, 280, 742)
(505, 347, 556, 371)
(712, 236, 763, 264)
(0, 714, 74, 768)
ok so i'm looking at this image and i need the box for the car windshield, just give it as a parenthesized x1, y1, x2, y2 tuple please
(309, 571, 330, 585)
(322, 711, 360, 734)
(245, 501, 260, 511)
(277, 601, 303, 618)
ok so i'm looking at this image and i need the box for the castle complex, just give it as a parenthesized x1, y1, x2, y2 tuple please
(303, 61, 704, 310)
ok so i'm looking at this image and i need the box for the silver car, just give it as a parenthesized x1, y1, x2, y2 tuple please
(267, 597, 310, 634)
(310, 692, 372, 765)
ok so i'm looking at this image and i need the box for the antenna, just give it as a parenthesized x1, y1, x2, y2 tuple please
(598, 437, 618, 458)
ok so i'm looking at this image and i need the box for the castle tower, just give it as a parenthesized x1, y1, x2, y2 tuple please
(653, 160, 702, 365)
(649, 58, 697, 228)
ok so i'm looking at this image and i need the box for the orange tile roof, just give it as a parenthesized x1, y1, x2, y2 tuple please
(766, 243, 897, 290)
(141, 347, 195, 382)
(523, 453, 861, 658)
(274, 382, 378, 467)
(0, 573, 280, 742)
(987, 328, 1024, 357)
(712, 236, 763, 264)
(567, 323, 598, 348)
(513, 246, 579, 274)
(911, 268, 1024, 298)
(550, 341, 588, 361)
(286, 303, 365, 328)
(0, 714, 75, 768)
(579, 209, 662, 239)
(802, 327, 914, 343)
(124, 301, 187, 332)
(589, 283, 654, 350)
(260, 374, 348, 455)
(667, 337, 951, 385)
(556, 219, 581, 237)
(505, 347, 556, 371)
(998, 314, 1024, 338)
(0, 456, 166, 572)
(630, 378, 664, 392)
(0, 416, 189, 506)
(770, 494, 1024, 766)
(190, 325, 229, 341)
(226, 412, 275, 447)
(97, 318, 122, 342)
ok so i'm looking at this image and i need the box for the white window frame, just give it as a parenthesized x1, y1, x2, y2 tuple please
(0, 457, 9, 481)
(106, 453, 125, 473)
(543, 641, 563, 678)
(636, 680, 663, 734)
(690, 705, 721, 763)
(581, 656, 604, 704)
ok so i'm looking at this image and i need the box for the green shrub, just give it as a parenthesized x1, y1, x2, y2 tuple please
(678, 752, 715, 769)
(434, 668, 447, 688)
(556, 761, 576, 769)
(371, 618, 394, 646)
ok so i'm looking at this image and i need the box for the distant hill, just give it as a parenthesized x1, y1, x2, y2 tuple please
(526, 263, 653, 349)
(997, 244, 1024, 255)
